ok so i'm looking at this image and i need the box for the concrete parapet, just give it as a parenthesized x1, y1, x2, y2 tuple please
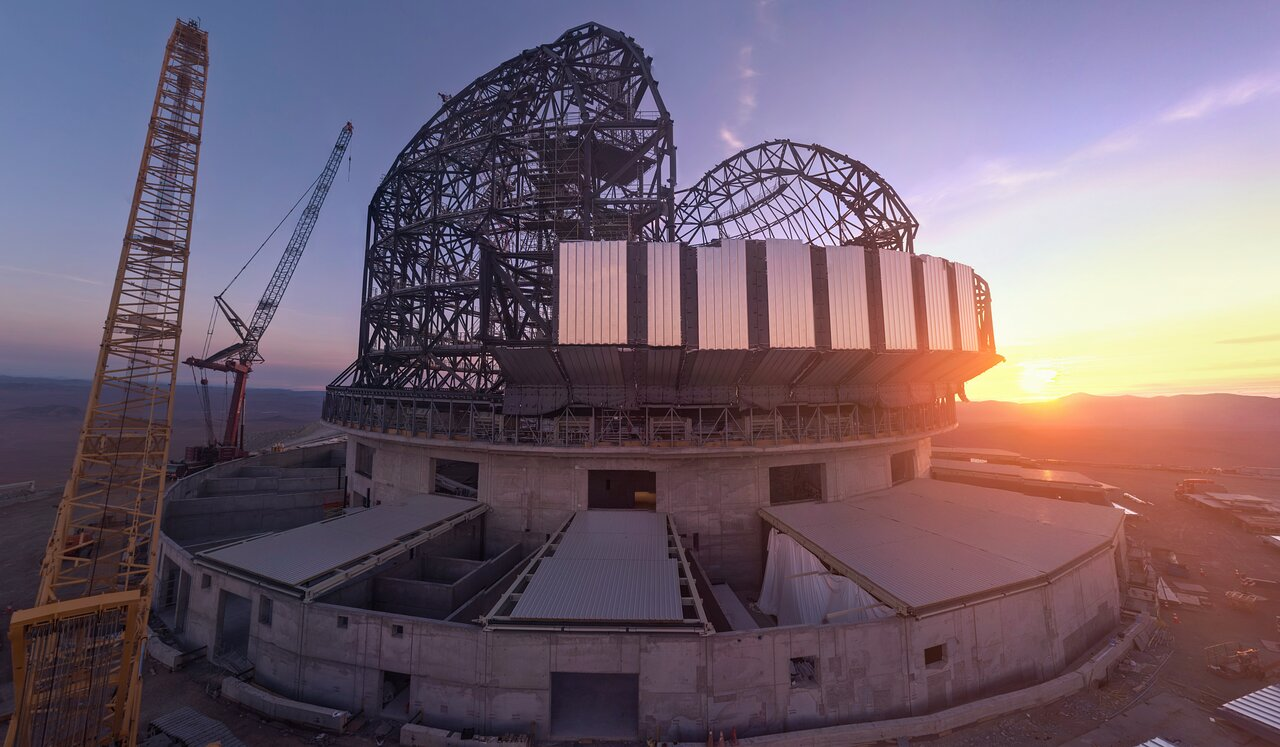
(220, 677, 351, 732)
(146, 638, 205, 672)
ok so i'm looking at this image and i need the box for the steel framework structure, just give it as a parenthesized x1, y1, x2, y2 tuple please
(7, 19, 207, 747)
(675, 140, 918, 251)
(345, 22, 675, 397)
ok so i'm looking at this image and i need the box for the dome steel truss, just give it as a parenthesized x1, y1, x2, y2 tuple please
(347, 22, 675, 395)
(676, 140, 918, 250)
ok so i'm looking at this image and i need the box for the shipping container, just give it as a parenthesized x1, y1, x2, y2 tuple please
(696, 240, 750, 350)
(764, 239, 815, 348)
(825, 245, 871, 350)
(557, 241, 627, 344)
(646, 242, 683, 347)
(878, 248, 917, 350)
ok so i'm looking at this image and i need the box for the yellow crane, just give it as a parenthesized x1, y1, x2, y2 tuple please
(6, 19, 208, 746)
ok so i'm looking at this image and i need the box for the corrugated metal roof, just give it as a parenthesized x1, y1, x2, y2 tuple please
(511, 558, 682, 621)
(1220, 683, 1280, 739)
(759, 479, 1122, 613)
(932, 446, 1023, 459)
(148, 706, 248, 747)
(494, 510, 700, 627)
(1135, 739, 1179, 747)
(198, 494, 482, 588)
(932, 458, 1104, 488)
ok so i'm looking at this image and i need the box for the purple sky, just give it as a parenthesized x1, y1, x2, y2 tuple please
(2, 2, 1279, 399)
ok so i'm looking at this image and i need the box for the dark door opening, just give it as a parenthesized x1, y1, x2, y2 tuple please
(769, 463, 824, 505)
(215, 590, 251, 660)
(587, 470, 657, 510)
(891, 450, 916, 485)
(550, 672, 639, 740)
(381, 670, 412, 718)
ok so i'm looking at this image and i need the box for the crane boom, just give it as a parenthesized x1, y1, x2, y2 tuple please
(6, 19, 208, 747)
(182, 123, 351, 464)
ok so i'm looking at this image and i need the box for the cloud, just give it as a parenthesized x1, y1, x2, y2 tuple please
(0, 264, 103, 286)
(1160, 73, 1280, 123)
(719, 126, 744, 150)
(1217, 332, 1280, 345)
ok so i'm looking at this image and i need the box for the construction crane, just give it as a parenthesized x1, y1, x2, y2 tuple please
(6, 19, 208, 747)
(181, 121, 352, 470)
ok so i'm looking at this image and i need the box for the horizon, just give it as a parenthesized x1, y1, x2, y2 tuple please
(2, 2, 1278, 402)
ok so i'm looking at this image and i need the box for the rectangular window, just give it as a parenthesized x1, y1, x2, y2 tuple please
(587, 470, 657, 510)
(337, 615, 349, 629)
(790, 656, 818, 687)
(891, 450, 916, 485)
(924, 643, 947, 667)
(434, 458, 479, 498)
(391, 624, 404, 638)
(355, 443, 374, 478)
(258, 596, 273, 626)
(200, 573, 211, 589)
(769, 464, 824, 505)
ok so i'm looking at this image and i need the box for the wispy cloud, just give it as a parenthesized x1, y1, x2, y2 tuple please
(1160, 73, 1280, 122)
(1218, 332, 1280, 345)
(915, 68, 1280, 212)
(0, 264, 103, 286)
(719, 44, 759, 153)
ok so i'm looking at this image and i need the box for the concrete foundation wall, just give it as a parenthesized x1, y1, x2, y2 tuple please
(346, 433, 935, 591)
(156, 531, 1122, 742)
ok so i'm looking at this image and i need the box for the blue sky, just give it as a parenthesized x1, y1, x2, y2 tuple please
(2, 1, 1279, 399)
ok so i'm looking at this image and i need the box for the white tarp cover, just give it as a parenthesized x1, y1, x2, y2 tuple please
(758, 529, 894, 626)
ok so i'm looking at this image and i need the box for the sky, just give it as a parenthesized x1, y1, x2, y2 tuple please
(1, 1, 1278, 402)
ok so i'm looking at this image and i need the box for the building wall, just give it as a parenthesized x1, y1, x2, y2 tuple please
(345, 432, 935, 590)
(156, 529, 1120, 742)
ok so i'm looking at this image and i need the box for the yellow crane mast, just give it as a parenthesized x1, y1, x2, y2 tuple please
(6, 19, 208, 747)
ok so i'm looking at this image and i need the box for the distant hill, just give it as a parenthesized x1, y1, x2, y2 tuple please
(0, 375, 325, 487)
(945, 393, 1280, 469)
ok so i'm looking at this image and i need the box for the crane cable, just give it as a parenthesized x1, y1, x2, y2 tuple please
(199, 170, 325, 358)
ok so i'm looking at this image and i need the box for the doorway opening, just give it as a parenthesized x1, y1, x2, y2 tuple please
(550, 672, 639, 740)
(587, 470, 657, 510)
(215, 590, 251, 660)
(381, 670, 412, 718)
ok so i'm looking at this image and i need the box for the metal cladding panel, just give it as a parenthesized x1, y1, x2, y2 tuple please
(825, 245, 871, 350)
(953, 263, 980, 351)
(765, 239, 815, 348)
(199, 496, 482, 587)
(492, 347, 564, 385)
(647, 242, 683, 346)
(640, 348, 683, 388)
(557, 240, 627, 344)
(921, 255, 954, 351)
(557, 346, 627, 386)
(697, 241, 750, 350)
(683, 349, 750, 386)
(878, 249, 917, 350)
(1222, 684, 1280, 740)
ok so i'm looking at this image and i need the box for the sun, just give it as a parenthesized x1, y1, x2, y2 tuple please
(1018, 364, 1059, 398)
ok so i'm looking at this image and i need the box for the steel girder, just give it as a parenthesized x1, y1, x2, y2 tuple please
(675, 140, 918, 251)
(346, 22, 676, 395)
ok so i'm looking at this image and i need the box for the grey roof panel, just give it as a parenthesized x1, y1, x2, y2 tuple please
(759, 479, 1122, 612)
(198, 494, 482, 588)
(1220, 683, 1280, 739)
(932, 458, 1103, 488)
(511, 557, 682, 621)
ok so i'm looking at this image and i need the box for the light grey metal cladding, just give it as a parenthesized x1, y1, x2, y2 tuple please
(510, 557, 682, 621)
(825, 245, 871, 350)
(920, 255, 955, 351)
(878, 248, 917, 350)
(764, 239, 815, 348)
(557, 240, 628, 345)
(931, 458, 1105, 488)
(696, 240, 750, 350)
(646, 241, 683, 347)
(759, 478, 1121, 613)
(557, 346, 627, 386)
(953, 262, 980, 351)
(1220, 684, 1280, 741)
(197, 494, 484, 591)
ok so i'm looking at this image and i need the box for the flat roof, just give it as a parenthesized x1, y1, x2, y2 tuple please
(932, 458, 1105, 489)
(759, 479, 1123, 615)
(196, 495, 486, 600)
(484, 510, 710, 633)
(1219, 683, 1280, 742)
(931, 446, 1024, 458)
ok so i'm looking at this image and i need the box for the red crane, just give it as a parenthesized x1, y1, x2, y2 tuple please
(181, 122, 352, 470)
